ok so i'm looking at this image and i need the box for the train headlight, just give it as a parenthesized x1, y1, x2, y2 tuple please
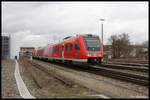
(88, 54, 91, 56)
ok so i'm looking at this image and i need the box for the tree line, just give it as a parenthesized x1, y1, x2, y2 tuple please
(107, 33, 148, 59)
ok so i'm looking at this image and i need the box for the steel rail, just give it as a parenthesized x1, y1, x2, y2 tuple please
(105, 59, 148, 64)
(32, 57, 149, 86)
(99, 64, 148, 73)
(88, 66, 148, 86)
(105, 62, 148, 67)
(33, 59, 148, 96)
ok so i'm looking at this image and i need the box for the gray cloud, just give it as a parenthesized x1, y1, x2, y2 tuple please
(2, 2, 148, 59)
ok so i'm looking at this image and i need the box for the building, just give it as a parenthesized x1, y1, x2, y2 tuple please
(103, 45, 112, 59)
(19, 47, 35, 57)
(129, 45, 148, 58)
(2, 36, 10, 59)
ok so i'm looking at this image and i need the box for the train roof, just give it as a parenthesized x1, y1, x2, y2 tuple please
(36, 34, 100, 51)
(47, 34, 81, 46)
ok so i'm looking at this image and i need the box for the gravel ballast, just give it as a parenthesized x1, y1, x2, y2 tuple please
(18, 58, 101, 98)
(32, 59, 148, 98)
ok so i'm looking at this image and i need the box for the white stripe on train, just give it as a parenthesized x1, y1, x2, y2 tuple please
(33, 56, 88, 62)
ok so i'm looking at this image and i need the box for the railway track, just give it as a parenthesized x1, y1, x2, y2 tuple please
(105, 59, 148, 64)
(99, 64, 148, 73)
(29, 59, 148, 95)
(88, 66, 148, 86)
(31, 58, 148, 87)
(105, 62, 148, 67)
(25, 59, 73, 87)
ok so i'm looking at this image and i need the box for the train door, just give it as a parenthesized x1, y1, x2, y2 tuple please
(43, 47, 47, 57)
(62, 43, 64, 59)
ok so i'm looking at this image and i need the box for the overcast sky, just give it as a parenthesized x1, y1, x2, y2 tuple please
(2, 1, 148, 59)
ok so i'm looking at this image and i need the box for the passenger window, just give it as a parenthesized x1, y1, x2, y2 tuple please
(49, 48, 51, 53)
(53, 47, 56, 52)
(56, 46, 58, 52)
(55, 47, 57, 52)
(57, 46, 59, 52)
(53, 47, 55, 52)
(65, 44, 68, 51)
(70, 44, 73, 51)
(75, 40, 80, 50)
(53, 48, 54, 52)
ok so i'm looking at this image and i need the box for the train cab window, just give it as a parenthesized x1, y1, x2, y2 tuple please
(65, 44, 68, 51)
(75, 40, 80, 50)
(70, 44, 73, 51)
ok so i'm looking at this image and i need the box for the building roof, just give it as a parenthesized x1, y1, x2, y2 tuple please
(129, 45, 148, 48)
(103, 45, 111, 51)
(20, 47, 35, 49)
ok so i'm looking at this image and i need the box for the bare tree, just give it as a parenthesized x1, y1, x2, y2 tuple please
(108, 34, 118, 58)
(108, 33, 132, 58)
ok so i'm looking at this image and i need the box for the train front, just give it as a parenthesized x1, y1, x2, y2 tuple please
(82, 34, 104, 64)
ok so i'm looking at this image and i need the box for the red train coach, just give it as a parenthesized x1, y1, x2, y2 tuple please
(33, 34, 104, 64)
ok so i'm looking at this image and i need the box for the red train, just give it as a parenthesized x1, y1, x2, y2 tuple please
(33, 34, 104, 64)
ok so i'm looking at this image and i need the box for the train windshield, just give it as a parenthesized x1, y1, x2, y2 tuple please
(83, 36, 101, 52)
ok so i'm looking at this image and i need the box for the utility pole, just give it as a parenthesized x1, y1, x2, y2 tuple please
(102, 23, 103, 45)
(99, 18, 105, 47)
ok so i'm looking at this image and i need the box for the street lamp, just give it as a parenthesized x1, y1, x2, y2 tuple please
(99, 18, 105, 47)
